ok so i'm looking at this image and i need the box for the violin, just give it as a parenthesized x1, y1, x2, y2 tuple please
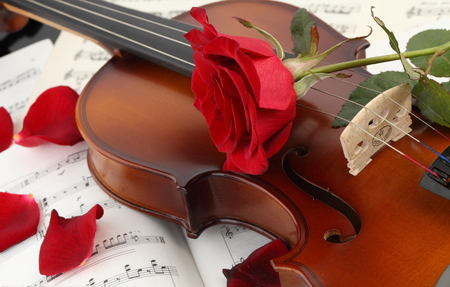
(4, 0, 450, 286)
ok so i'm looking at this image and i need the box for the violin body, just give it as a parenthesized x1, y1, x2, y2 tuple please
(6, 0, 450, 285)
(77, 2, 450, 286)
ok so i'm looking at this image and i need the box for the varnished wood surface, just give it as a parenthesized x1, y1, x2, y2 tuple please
(53, 0, 450, 286)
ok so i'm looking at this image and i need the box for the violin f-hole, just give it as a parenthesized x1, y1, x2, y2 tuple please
(282, 147, 361, 243)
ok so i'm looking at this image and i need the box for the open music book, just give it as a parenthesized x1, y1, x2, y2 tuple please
(0, 141, 270, 287)
(2, 0, 449, 286)
(0, 29, 270, 287)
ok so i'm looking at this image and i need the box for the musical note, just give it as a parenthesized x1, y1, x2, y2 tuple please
(222, 225, 247, 240)
(407, 6, 450, 18)
(330, 23, 357, 34)
(86, 261, 179, 287)
(64, 69, 95, 92)
(1, 150, 88, 193)
(15, 68, 39, 84)
(7, 99, 28, 115)
(0, 68, 40, 92)
(41, 176, 96, 210)
(74, 49, 110, 61)
(0, 80, 13, 91)
(307, 3, 361, 15)
(219, 225, 270, 267)
(80, 203, 85, 213)
(28, 232, 165, 286)
(101, 232, 163, 251)
(125, 264, 140, 279)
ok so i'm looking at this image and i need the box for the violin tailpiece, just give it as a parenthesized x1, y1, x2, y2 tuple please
(340, 83, 412, 176)
(420, 145, 450, 200)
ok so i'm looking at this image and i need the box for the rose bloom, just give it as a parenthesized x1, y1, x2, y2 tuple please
(185, 7, 297, 175)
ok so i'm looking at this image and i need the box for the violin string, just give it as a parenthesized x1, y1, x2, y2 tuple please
(56, 0, 191, 40)
(73, 0, 450, 133)
(43, 2, 444, 126)
(26, 0, 194, 66)
(310, 86, 450, 164)
(36, 1, 450, 156)
(330, 76, 450, 140)
(297, 103, 442, 179)
(75, 0, 190, 34)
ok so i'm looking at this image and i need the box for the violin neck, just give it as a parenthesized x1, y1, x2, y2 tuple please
(2, 0, 195, 76)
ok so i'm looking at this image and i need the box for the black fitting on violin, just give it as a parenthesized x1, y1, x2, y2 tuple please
(420, 145, 450, 198)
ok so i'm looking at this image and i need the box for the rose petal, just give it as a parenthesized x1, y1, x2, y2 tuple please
(0, 192, 40, 252)
(0, 107, 13, 152)
(252, 56, 296, 110)
(39, 204, 104, 275)
(14, 86, 84, 147)
(223, 139, 269, 175)
(188, 7, 219, 40)
(185, 7, 297, 175)
(223, 238, 289, 287)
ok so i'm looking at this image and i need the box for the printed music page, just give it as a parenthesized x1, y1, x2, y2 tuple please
(0, 143, 205, 287)
(185, 225, 271, 287)
(0, 39, 53, 133)
(0, 9, 270, 286)
(3, 0, 449, 286)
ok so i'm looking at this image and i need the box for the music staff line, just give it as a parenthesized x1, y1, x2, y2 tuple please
(74, 49, 111, 61)
(6, 98, 28, 115)
(407, 6, 450, 18)
(0, 67, 40, 92)
(306, 3, 361, 15)
(41, 176, 96, 211)
(87, 260, 179, 287)
(0, 197, 123, 265)
(28, 232, 166, 286)
(221, 225, 248, 240)
(221, 225, 250, 266)
(32, 249, 136, 287)
(0, 226, 47, 265)
(1, 150, 88, 194)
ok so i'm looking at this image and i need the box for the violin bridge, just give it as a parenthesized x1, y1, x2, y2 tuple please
(340, 83, 412, 176)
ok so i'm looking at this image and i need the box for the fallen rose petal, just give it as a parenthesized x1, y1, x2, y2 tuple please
(39, 204, 104, 275)
(0, 192, 40, 252)
(0, 107, 13, 152)
(223, 238, 289, 287)
(14, 86, 84, 147)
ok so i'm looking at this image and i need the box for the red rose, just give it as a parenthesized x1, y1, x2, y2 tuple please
(185, 7, 296, 175)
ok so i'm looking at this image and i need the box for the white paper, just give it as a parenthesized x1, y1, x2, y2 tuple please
(0, 39, 53, 132)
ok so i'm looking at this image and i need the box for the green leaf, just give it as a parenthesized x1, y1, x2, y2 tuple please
(332, 71, 416, 127)
(442, 81, 450, 92)
(406, 29, 450, 77)
(371, 7, 422, 81)
(290, 8, 316, 57)
(412, 77, 450, 127)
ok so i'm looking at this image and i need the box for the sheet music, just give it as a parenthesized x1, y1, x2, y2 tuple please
(0, 143, 204, 287)
(3, 1, 450, 286)
(0, 2, 273, 286)
(185, 225, 271, 287)
(0, 39, 53, 133)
